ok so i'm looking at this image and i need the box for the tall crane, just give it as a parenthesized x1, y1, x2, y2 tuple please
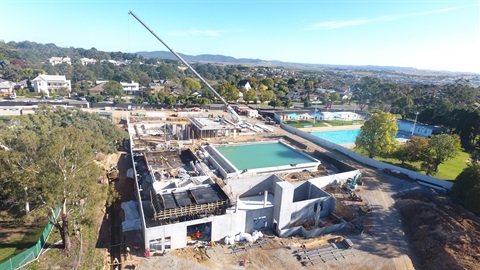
(128, 10, 242, 123)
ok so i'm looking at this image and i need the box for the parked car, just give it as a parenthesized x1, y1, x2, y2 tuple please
(57, 96, 64, 100)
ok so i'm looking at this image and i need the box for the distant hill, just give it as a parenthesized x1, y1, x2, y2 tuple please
(136, 51, 269, 64)
(136, 50, 478, 75)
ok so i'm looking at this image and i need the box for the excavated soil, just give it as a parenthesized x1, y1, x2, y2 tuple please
(396, 193, 480, 270)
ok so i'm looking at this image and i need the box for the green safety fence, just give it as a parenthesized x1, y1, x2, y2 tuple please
(0, 207, 61, 270)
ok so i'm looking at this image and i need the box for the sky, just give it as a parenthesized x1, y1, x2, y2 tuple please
(1, 0, 479, 73)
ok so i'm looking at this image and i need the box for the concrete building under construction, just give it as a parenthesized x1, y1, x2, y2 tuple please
(123, 115, 360, 253)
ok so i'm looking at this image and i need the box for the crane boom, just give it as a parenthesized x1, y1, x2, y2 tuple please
(128, 10, 242, 123)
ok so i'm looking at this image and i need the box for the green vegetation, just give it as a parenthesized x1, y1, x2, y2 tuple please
(355, 112, 398, 158)
(453, 164, 480, 215)
(325, 119, 365, 126)
(376, 150, 470, 181)
(0, 223, 44, 263)
(284, 120, 327, 128)
(0, 106, 127, 257)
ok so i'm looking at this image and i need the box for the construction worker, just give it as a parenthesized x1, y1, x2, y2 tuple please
(126, 246, 131, 260)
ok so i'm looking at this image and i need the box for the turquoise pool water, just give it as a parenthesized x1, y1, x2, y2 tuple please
(311, 129, 410, 145)
(215, 142, 314, 170)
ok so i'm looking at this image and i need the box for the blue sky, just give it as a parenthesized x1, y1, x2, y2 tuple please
(1, 0, 479, 73)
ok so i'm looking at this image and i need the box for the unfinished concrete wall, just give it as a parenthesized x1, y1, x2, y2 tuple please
(308, 170, 360, 189)
(292, 181, 310, 202)
(227, 175, 283, 198)
(290, 198, 322, 225)
(302, 221, 347, 238)
(244, 207, 274, 233)
(273, 181, 294, 233)
(145, 211, 246, 251)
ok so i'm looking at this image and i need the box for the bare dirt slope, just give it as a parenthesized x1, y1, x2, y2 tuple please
(397, 193, 480, 270)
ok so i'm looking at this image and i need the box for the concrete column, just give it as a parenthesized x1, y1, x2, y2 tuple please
(235, 195, 240, 212)
(233, 129, 236, 138)
(273, 182, 294, 235)
(263, 190, 268, 208)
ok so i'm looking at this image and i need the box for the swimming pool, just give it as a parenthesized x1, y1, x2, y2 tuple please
(311, 129, 410, 145)
(215, 142, 315, 170)
(204, 141, 320, 178)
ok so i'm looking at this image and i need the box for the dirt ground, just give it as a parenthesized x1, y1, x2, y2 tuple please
(101, 108, 480, 270)
(397, 193, 480, 270)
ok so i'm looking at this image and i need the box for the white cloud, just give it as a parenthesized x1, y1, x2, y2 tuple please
(309, 5, 475, 30)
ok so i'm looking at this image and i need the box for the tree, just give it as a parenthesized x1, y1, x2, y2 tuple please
(0, 108, 127, 253)
(393, 136, 428, 165)
(420, 134, 462, 175)
(260, 78, 274, 89)
(182, 78, 201, 94)
(258, 89, 274, 104)
(196, 97, 210, 108)
(282, 99, 293, 109)
(268, 98, 281, 109)
(303, 98, 312, 108)
(103, 80, 124, 97)
(452, 163, 480, 215)
(243, 89, 256, 104)
(355, 112, 398, 158)
(40, 126, 101, 252)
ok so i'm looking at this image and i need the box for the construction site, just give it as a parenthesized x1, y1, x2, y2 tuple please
(122, 110, 361, 254)
(107, 12, 480, 269)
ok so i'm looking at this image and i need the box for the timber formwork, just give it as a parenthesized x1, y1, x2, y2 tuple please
(153, 184, 230, 225)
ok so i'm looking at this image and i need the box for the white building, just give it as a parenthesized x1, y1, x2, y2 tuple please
(121, 81, 140, 95)
(48, 57, 71, 66)
(80, 58, 97, 65)
(319, 111, 360, 121)
(32, 74, 71, 96)
(397, 119, 445, 137)
(0, 79, 14, 96)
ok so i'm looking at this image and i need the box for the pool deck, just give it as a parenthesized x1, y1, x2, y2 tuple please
(298, 124, 362, 133)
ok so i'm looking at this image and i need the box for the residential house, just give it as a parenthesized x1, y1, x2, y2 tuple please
(122, 81, 140, 95)
(48, 57, 72, 66)
(0, 79, 14, 96)
(80, 58, 97, 65)
(88, 82, 105, 96)
(94, 81, 140, 95)
(237, 80, 252, 90)
(32, 74, 71, 96)
(190, 90, 202, 98)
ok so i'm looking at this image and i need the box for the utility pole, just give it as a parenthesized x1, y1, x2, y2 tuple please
(411, 112, 419, 137)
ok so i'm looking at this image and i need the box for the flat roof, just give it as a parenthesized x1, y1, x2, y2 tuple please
(236, 194, 274, 210)
(189, 117, 235, 131)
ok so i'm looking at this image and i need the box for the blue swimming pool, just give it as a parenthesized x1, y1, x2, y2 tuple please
(311, 129, 410, 145)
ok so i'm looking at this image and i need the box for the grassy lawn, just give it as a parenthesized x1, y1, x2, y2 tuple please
(376, 151, 470, 181)
(436, 151, 470, 181)
(285, 119, 364, 128)
(325, 120, 365, 126)
(285, 120, 327, 128)
(0, 221, 45, 264)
